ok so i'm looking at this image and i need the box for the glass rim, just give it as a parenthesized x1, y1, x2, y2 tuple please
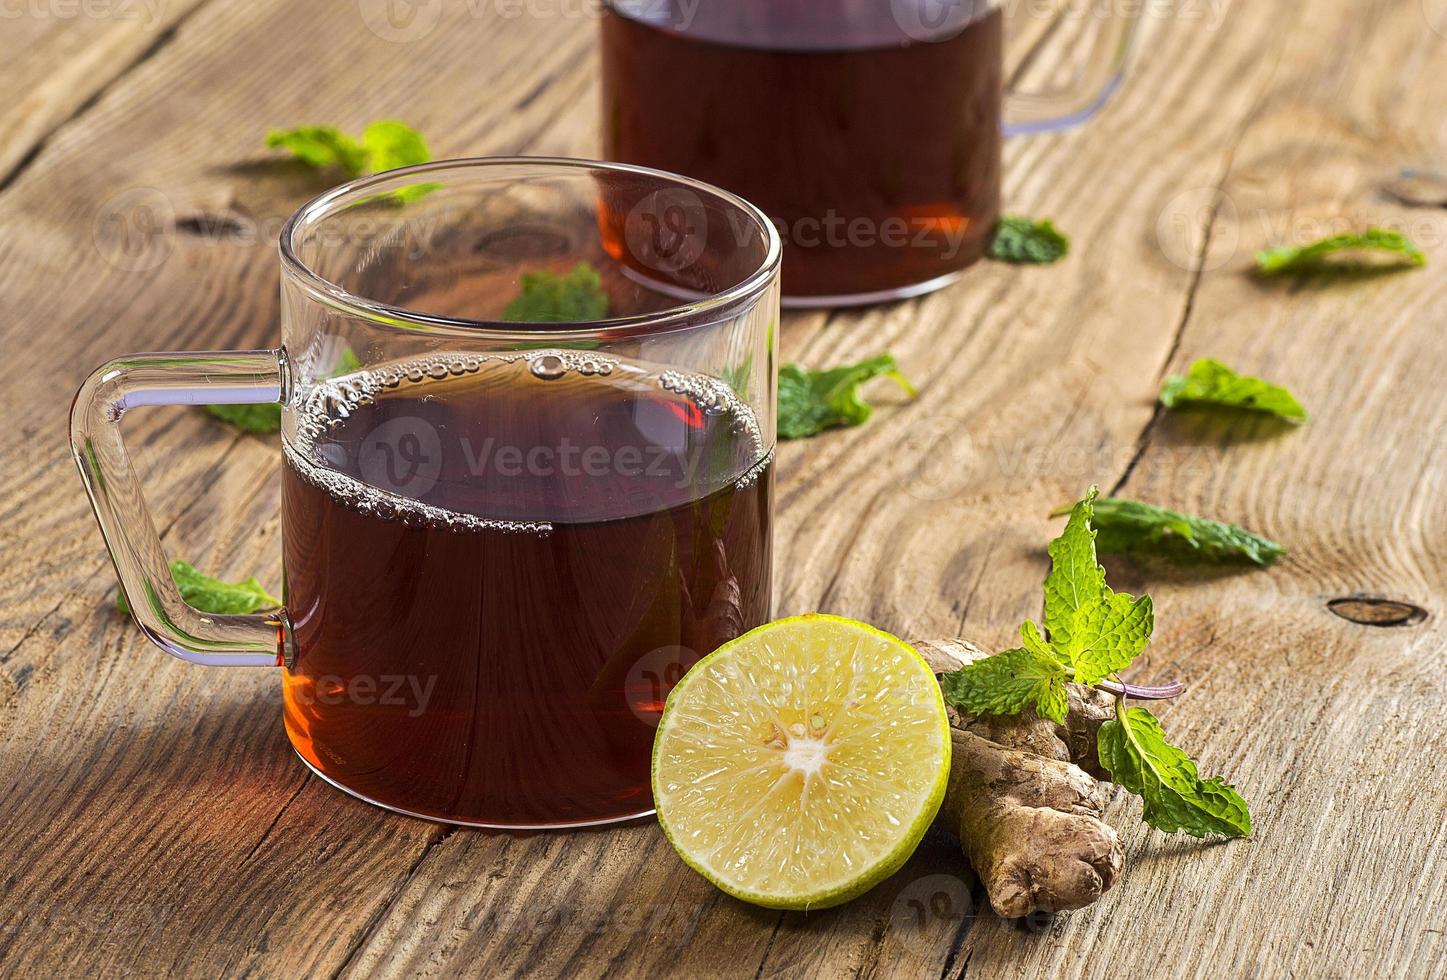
(278, 156, 782, 340)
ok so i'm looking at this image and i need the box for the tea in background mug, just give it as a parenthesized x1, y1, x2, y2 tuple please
(601, 0, 1139, 305)
(71, 158, 781, 829)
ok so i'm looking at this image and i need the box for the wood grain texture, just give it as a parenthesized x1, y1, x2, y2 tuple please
(0, 0, 1442, 977)
(0, 0, 212, 183)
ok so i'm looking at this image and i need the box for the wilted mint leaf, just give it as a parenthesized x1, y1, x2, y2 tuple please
(1256, 228, 1425, 275)
(987, 216, 1069, 264)
(1098, 706, 1251, 837)
(502, 263, 610, 323)
(778, 355, 915, 440)
(1160, 359, 1306, 423)
(117, 560, 280, 616)
(1065, 497, 1286, 566)
(938, 644, 1070, 723)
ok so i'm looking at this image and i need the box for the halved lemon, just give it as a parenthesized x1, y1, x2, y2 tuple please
(652, 614, 951, 910)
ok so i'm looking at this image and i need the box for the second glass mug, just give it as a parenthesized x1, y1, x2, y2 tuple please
(601, 0, 1141, 305)
(71, 158, 781, 828)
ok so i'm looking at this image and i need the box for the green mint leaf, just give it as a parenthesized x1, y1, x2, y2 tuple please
(1066, 591, 1153, 686)
(1160, 358, 1306, 423)
(1042, 486, 1107, 650)
(205, 403, 282, 434)
(1098, 705, 1251, 838)
(1018, 619, 1062, 664)
(266, 125, 366, 176)
(1040, 486, 1153, 685)
(722, 355, 753, 396)
(777, 354, 915, 440)
(938, 644, 1070, 723)
(266, 121, 432, 200)
(335, 347, 362, 375)
(501, 263, 611, 323)
(1061, 497, 1286, 566)
(117, 560, 280, 616)
(987, 216, 1069, 265)
(1255, 228, 1425, 275)
(361, 120, 430, 173)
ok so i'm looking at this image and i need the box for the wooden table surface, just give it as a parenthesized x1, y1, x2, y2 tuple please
(1, 1, 1444, 977)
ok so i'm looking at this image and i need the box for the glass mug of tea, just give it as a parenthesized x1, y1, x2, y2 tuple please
(71, 158, 781, 828)
(601, 0, 1140, 305)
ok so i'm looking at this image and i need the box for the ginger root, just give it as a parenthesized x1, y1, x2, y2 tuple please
(914, 638, 1123, 919)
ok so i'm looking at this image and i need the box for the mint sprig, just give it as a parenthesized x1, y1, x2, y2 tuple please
(938, 485, 1251, 838)
(1057, 497, 1286, 566)
(1160, 358, 1306, 423)
(266, 119, 431, 178)
(502, 263, 610, 323)
(117, 560, 280, 616)
(1255, 228, 1425, 275)
(987, 216, 1069, 265)
(778, 355, 915, 440)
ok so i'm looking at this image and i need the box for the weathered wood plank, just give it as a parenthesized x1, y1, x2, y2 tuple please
(0, 0, 1442, 976)
(1000, 0, 1447, 971)
(0, 0, 212, 183)
(0, 2, 596, 976)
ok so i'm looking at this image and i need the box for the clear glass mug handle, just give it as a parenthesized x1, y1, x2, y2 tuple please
(1002, 2, 1141, 136)
(70, 349, 293, 667)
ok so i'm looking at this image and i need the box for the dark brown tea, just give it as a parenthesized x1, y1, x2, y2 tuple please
(601, 1, 1003, 300)
(281, 351, 772, 827)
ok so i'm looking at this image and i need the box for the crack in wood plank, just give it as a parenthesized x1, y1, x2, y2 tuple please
(1109, 63, 1285, 498)
(330, 824, 460, 980)
(239, 775, 308, 867)
(0, 0, 223, 193)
